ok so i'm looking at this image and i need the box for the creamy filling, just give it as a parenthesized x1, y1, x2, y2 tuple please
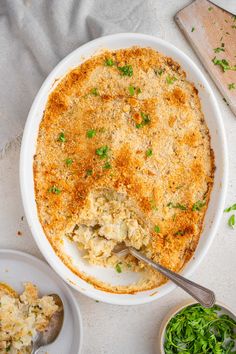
(66, 189, 150, 265)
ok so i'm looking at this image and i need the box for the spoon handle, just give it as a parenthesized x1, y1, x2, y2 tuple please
(129, 247, 215, 308)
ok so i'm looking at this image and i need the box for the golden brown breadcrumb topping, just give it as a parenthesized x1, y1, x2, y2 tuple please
(34, 47, 214, 293)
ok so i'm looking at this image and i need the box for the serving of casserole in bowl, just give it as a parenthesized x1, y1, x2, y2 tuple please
(20, 33, 227, 305)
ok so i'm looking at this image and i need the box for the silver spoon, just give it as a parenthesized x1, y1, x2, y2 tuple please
(113, 243, 215, 308)
(31, 294, 64, 354)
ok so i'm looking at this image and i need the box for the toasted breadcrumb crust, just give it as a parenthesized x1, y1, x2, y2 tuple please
(34, 47, 214, 293)
(0, 283, 58, 353)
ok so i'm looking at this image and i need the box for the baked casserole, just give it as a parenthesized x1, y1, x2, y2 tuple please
(34, 47, 214, 293)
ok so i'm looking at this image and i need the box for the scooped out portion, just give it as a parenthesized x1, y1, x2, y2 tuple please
(66, 189, 151, 270)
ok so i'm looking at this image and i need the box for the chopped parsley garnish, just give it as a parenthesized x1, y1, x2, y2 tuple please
(167, 202, 187, 210)
(228, 83, 236, 90)
(58, 132, 66, 142)
(212, 57, 236, 72)
(86, 169, 93, 176)
(48, 185, 61, 194)
(105, 58, 114, 66)
(191, 27, 195, 32)
(128, 85, 135, 96)
(146, 148, 153, 157)
(115, 263, 122, 273)
(154, 225, 160, 233)
(6, 346, 11, 352)
(214, 47, 225, 53)
(86, 129, 96, 138)
(103, 161, 111, 169)
(128, 86, 141, 95)
(90, 87, 99, 96)
(224, 203, 236, 212)
(154, 68, 165, 76)
(150, 199, 158, 211)
(166, 75, 177, 84)
(65, 158, 73, 166)
(228, 214, 235, 229)
(192, 200, 206, 211)
(118, 65, 133, 77)
(208, 6, 213, 11)
(164, 304, 236, 354)
(175, 230, 185, 236)
(96, 145, 109, 159)
(136, 112, 151, 129)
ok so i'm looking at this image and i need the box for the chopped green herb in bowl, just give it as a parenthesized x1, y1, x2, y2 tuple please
(160, 302, 236, 354)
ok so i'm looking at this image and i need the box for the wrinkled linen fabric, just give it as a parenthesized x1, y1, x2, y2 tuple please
(0, 0, 163, 155)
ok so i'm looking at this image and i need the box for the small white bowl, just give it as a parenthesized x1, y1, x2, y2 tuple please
(20, 33, 228, 305)
(158, 300, 236, 353)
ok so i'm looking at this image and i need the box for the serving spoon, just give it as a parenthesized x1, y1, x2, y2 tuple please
(113, 243, 215, 308)
(31, 294, 64, 354)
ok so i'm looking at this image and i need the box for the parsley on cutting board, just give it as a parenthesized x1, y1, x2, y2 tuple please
(164, 304, 236, 353)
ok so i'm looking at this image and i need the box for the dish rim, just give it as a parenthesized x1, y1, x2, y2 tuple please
(20, 32, 228, 305)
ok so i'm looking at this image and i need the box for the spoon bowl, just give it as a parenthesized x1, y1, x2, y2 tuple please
(31, 294, 64, 353)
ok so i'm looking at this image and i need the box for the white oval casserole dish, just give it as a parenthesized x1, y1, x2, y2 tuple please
(20, 33, 228, 305)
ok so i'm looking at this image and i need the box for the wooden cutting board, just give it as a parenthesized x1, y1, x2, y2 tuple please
(175, 0, 236, 115)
